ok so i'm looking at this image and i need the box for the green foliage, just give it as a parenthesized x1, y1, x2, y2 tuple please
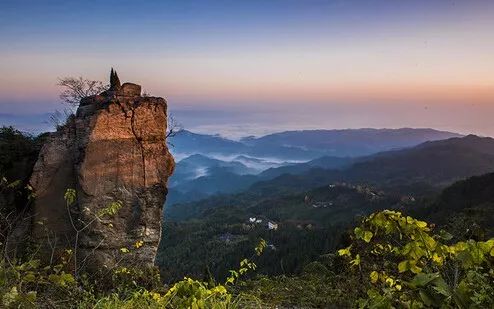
(254, 239, 267, 256)
(0, 258, 78, 308)
(162, 278, 232, 308)
(98, 201, 123, 218)
(157, 216, 344, 283)
(64, 188, 77, 206)
(338, 210, 494, 308)
(89, 262, 262, 308)
(0, 236, 267, 308)
(90, 283, 240, 309)
(101, 239, 266, 309)
(225, 239, 265, 286)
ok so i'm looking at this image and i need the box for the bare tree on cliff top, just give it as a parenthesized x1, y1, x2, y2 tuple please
(167, 115, 183, 139)
(57, 77, 108, 107)
(50, 76, 108, 130)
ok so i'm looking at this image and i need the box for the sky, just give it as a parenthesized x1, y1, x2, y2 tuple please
(0, 0, 493, 138)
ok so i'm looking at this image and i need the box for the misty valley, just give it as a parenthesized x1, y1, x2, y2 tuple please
(159, 129, 494, 284)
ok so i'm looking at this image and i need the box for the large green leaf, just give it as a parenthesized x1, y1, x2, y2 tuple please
(409, 273, 439, 288)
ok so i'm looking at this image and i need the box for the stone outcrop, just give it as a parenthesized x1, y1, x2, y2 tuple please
(29, 71, 174, 272)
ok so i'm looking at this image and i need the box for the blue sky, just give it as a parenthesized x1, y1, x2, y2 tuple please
(1, 0, 493, 137)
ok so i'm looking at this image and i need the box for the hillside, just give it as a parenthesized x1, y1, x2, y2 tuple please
(158, 182, 404, 282)
(167, 155, 355, 206)
(170, 166, 259, 197)
(168, 135, 494, 220)
(258, 155, 354, 179)
(160, 168, 494, 286)
(170, 154, 257, 187)
(418, 172, 494, 238)
(165, 130, 464, 206)
(252, 134, 494, 194)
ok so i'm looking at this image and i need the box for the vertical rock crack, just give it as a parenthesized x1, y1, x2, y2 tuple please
(129, 105, 147, 186)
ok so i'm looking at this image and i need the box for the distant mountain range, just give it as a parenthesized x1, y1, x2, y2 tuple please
(171, 128, 461, 161)
(250, 135, 494, 195)
(167, 128, 462, 206)
(160, 128, 494, 283)
(166, 134, 494, 220)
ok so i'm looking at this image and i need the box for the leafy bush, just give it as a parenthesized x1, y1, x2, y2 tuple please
(83, 239, 266, 308)
(0, 234, 266, 308)
(0, 257, 80, 308)
(338, 210, 494, 308)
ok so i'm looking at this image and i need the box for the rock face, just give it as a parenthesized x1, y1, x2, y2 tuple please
(30, 71, 174, 272)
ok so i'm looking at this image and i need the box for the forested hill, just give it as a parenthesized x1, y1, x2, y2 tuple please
(251, 134, 494, 193)
(168, 134, 494, 221)
(158, 169, 494, 287)
(158, 182, 404, 282)
(416, 171, 494, 238)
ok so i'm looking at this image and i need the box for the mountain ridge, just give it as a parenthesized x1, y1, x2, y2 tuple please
(172, 128, 462, 161)
(167, 134, 494, 221)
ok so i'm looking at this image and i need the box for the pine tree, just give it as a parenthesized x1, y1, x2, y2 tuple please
(109, 68, 121, 90)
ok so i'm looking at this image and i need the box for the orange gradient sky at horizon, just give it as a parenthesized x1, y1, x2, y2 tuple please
(0, 0, 493, 137)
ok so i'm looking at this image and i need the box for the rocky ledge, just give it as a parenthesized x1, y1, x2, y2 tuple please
(29, 70, 175, 272)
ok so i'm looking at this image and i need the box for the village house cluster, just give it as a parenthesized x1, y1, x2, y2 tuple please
(248, 217, 278, 230)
